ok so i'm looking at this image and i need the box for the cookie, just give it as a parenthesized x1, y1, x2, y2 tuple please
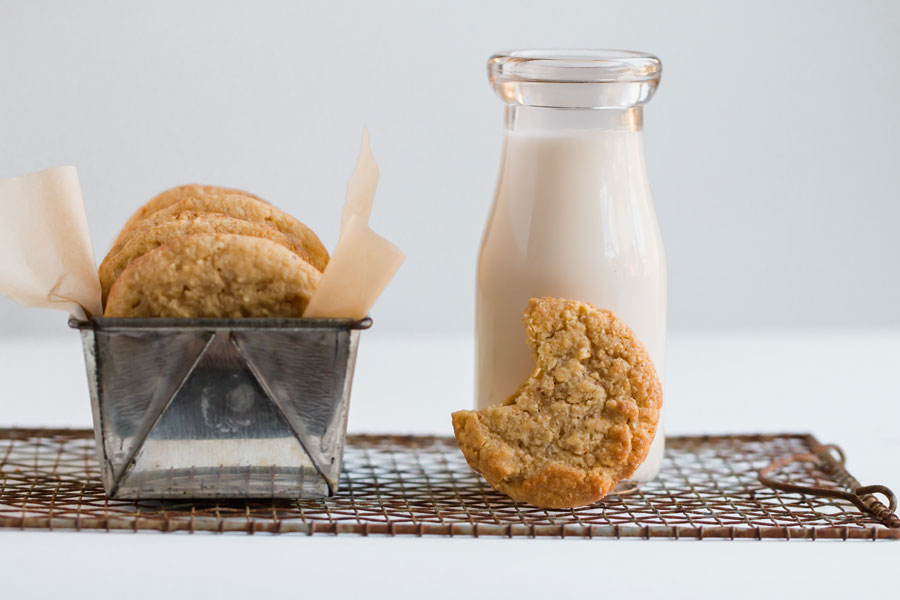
(98, 211, 316, 306)
(113, 184, 263, 247)
(104, 233, 321, 318)
(452, 298, 662, 508)
(114, 193, 329, 272)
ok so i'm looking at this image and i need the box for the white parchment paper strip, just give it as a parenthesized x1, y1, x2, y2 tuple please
(304, 131, 405, 319)
(0, 166, 101, 320)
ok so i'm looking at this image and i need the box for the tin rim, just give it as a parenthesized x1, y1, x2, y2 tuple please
(68, 316, 373, 331)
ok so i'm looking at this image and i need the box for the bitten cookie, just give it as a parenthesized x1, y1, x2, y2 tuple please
(113, 184, 263, 247)
(452, 297, 662, 509)
(114, 193, 329, 272)
(104, 233, 321, 318)
(98, 211, 316, 306)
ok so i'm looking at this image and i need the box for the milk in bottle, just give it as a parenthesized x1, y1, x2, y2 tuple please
(476, 50, 666, 481)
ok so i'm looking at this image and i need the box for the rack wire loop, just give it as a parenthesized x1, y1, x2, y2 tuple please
(757, 449, 899, 528)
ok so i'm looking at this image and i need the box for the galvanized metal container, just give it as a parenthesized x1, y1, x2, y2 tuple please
(70, 317, 371, 499)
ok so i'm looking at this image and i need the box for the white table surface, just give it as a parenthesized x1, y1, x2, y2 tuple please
(1, 329, 898, 598)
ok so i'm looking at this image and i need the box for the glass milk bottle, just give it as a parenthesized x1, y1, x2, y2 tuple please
(476, 50, 666, 481)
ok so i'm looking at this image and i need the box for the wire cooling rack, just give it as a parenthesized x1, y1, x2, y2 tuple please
(0, 429, 896, 539)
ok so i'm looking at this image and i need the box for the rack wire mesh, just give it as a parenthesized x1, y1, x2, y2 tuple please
(0, 428, 896, 539)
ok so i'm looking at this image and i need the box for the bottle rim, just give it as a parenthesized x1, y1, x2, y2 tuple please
(489, 49, 662, 84)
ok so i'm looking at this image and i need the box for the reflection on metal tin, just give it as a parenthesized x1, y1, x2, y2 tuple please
(70, 317, 371, 499)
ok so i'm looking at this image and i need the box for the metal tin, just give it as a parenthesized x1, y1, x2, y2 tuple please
(70, 317, 371, 499)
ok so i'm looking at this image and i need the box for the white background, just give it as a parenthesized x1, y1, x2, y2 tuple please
(1, 0, 899, 335)
(0, 2, 898, 597)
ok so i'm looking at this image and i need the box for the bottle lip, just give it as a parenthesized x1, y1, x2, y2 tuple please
(489, 49, 662, 84)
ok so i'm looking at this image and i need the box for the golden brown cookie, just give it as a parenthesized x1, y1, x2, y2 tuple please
(104, 233, 321, 318)
(452, 298, 662, 509)
(98, 211, 316, 306)
(113, 184, 263, 247)
(113, 193, 329, 272)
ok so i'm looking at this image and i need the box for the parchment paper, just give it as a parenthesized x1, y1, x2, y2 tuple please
(303, 131, 405, 319)
(0, 166, 101, 320)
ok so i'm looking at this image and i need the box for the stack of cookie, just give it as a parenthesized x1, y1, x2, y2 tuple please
(99, 184, 329, 318)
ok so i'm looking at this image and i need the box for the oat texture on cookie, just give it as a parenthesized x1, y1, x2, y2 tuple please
(98, 212, 315, 306)
(104, 233, 321, 318)
(114, 193, 329, 272)
(112, 184, 263, 247)
(452, 297, 662, 509)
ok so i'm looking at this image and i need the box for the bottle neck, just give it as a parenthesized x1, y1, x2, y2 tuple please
(505, 105, 643, 133)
